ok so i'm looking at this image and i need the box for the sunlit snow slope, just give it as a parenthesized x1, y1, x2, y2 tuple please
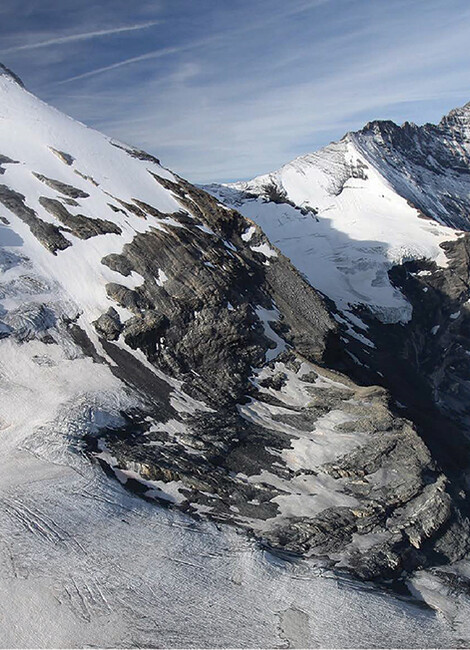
(0, 70, 180, 324)
(208, 125, 463, 323)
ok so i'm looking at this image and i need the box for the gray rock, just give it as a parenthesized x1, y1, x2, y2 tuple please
(101, 253, 134, 276)
(123, 311, 168, 354)
(39, 196, 121, 239)
(0, 154, 18, 175)
(49, 148, 74, 166)
(0, 63, 24, 87)
(110, 140, 160, 166)
(93, 307, 123, 341)
(33, 173, 90, 198)
(0, 184, 71, 253)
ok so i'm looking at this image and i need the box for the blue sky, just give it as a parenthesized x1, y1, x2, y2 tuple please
(1, 0, 470, 182)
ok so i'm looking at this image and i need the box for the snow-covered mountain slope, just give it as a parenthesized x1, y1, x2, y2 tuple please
(207, 131, 464, 324)
(1, 64, 458, 578)
(207, 105, 470, 433)
(2, 63, 470, 642)
(206, 104, 470, 586)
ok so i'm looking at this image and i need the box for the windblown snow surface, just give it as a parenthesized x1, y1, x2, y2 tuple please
(0, 71, 469, 647)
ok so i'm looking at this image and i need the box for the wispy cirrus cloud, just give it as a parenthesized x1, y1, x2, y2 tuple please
(56, 37, 216, 85)
(55, 0, 330, 85)
(2, 0, 470, 183)
(0, 21, 161, 53)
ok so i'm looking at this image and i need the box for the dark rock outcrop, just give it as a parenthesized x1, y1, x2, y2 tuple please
(0, 63, 24, 87)
(110, 140, 161, 165)
(0, 154, 18, 175)
(49, 148, 74, 166)
(39, 197, 122, 239)
(33, 173, 90, 199)
(0, 184, 71, 253)
(93, 307, 123, 341)
(96, 175, 336, 407)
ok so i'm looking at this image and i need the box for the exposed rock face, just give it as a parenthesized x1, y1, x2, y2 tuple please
(0, 184, 71, 253)
(0, 154, 18, 175)
(77, 175, 464, 581)
(33, 173, 90, 199)
(325, 237, 470, 572)
(95, 345, 465, 581)
(353, 105, 470, 229)
(0, 62, 24, 87)
(341, 235, 470, 441)
(100, 175, 335, 407)
(203, 102, 470, 582)
(49, 148, 74, 166)
(110, 140, 161, 165)
(39, 197, 122, 238)
(1, 64, 469, 587)
(93, 307, 123, 341)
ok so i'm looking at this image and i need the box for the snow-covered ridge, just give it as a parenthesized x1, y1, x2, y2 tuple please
(0, 73, 181, 324)
(351, 106, 470, 230)
(208, 112, 465, 323)
(0, 62, 24, 87)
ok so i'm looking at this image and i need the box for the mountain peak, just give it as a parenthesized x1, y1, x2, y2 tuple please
(439, 100, 470, 131)
(0, 62, 24, 87)
(446, 99, 470, 116)
(360, 118, 400, 133)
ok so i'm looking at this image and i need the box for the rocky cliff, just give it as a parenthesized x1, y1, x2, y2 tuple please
(1, 66, 469, 586)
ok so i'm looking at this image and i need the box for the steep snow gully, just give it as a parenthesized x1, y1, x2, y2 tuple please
(1, 64, 470, 646)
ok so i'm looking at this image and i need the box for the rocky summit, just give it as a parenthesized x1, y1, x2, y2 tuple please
(1, 61, 470, 613)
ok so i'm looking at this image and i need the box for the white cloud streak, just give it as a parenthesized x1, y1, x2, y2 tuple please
(1, 21, 160, 53)
(56, 40, 209, 84)
(13, 0, 470, 183)
(55, 0, 330, 85)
